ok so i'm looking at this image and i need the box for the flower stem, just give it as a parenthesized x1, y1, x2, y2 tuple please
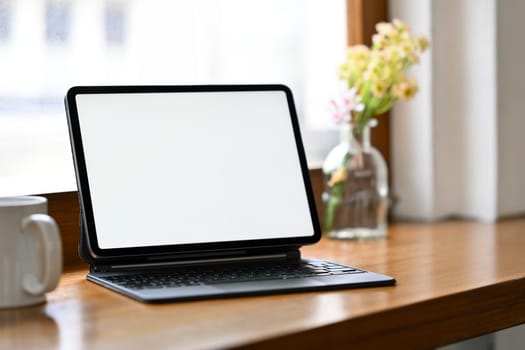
(325, 181, 345, 233)
(324, 152, 352, 233)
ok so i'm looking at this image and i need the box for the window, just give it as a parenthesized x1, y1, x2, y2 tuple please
(0, 0, 347, 196)
(45, 0, 71, 43)
(0, 0, 11, 41)
(105, 1, 126, 45)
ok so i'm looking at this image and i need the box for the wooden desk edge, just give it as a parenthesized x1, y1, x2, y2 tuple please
(236, 277, 525, 350)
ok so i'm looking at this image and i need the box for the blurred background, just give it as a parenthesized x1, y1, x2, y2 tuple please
(0, 0, 346, 195)
(1, 0, 524, 348)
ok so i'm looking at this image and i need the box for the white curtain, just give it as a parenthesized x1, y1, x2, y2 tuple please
(390, 0, 525, 222)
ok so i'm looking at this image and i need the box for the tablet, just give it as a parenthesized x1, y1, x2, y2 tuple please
(65, 85, 321, 262)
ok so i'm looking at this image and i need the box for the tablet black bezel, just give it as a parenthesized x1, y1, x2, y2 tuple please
(65, 85, 321, 261)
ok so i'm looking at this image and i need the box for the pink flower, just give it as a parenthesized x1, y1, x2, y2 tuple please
(327, 88, 364, 124)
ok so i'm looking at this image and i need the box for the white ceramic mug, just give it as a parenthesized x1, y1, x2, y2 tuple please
(0, 196, 62, 308)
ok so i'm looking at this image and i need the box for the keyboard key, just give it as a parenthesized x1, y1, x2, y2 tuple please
(103, 261, 364, 290)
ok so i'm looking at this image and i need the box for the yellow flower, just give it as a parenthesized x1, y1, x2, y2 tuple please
(381, 64, 394, 81)
(372, 33, 388, 49)
(375, 22, 396, 37)
(348, 45, 370, 61)
(371, 80, 387, 98)
(366, 59, 381, 77)
(400, 41, 415, 56)
(328, 167, 348, 187)
(393, 18, 410, 33)
(383, 47, 403, 66)
(337, 62, 351, 80)
(416, 35, 430, 52)
(335, 19, 429, 118)
(393, 79, 418, 100)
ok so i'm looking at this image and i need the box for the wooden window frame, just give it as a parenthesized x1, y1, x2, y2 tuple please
(42, 1, 388, 269)
(347, 0, 389, 169)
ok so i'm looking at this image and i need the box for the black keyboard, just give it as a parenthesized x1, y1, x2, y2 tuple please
(103, 261, 364, 290)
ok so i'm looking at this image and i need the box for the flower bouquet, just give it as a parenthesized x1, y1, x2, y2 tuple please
(323, 19, 429, 239)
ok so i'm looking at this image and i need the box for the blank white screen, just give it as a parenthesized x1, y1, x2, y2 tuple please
(76, 90, 315, 249)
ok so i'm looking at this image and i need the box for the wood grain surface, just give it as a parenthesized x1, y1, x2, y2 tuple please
(1, 219, 524, 349)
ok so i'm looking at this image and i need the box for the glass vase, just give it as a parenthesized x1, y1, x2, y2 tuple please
(322, 119, 388, 240)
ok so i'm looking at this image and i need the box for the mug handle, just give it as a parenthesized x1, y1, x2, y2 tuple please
(21, 214, 63, 296)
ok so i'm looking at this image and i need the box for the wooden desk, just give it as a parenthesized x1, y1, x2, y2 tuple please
(1, 219, 525, 349)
